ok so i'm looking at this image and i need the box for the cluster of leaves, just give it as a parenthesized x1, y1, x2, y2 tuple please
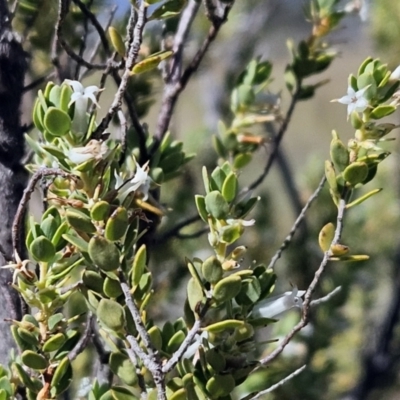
(3, 0, 398, 399)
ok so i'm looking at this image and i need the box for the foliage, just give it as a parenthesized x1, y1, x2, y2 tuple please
(1, 0, 400, 399)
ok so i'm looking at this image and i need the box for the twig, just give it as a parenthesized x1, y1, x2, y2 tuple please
(93, 3, 147, 138)
(11, 168, 72, 261)
(310, 286, 342, 307)
(245, 88, 300, 193)
(244, 365, 307, 400)
(163, 300, 210, 373)
(258, 197, 347, 368)
(154, 0, 235, 143)
(156, 214, 200, 244)
(72, 0, 110, 54)
(74, 0, 93, 79)
(119, 271, 166, 399)
(52, 0, 111, 79)
(85, 5, 117, 69)
(162, 320, 201, 373)
(267, 175, 326, 270)
(23, 72, 56, 93)
(68, 313, 93, 361)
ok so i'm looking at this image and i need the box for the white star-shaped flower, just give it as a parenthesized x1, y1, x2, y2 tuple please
(251, 287, 305, 319)
(67, 140, 108, 165)
(115, 161, 152, 203)
(65, 80, 101, 135)
(336, 86, 369, 116)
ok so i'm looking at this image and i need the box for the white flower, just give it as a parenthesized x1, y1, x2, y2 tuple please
(251, 287, 305, 319)
(390, 65, 400, 81)
(115, 161, 152, 203)
(67, 140, 108, 165)
(65, 80, 101, 135)
(336, 86, 369, 116)
(226, 218, 255, 227)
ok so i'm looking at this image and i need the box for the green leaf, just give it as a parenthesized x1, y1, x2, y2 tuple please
(105, 207, 128, 241)
(212, 275, 242, 303)
(21, 350, 48, 370)
(109, 352, 138, 386)
(66, 208, 96, 233)
(91, 201, 111, 221)
(370, 105, 396, 119)
(205, 191, 229, 220)
(221, 172, 238, 202)
(88, 236, 120, 271)
(150, 0, 187, 19)
(206, 374, 235, 398)
(97, 299, 126, 332)
(343, 162, 369, 185)
(132, 244, 147, 286)
(131, 50, 173, 74)
(30, 236, 56, 262)
(195, 195, 208, 222)
(43, 107, 71, 137)
(109, 27, 126, 57)
(201, 256, 223, 284)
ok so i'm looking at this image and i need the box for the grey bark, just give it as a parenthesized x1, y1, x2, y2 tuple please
(0, 0, 27, 365)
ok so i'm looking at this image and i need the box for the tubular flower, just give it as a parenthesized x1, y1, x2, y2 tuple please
(65, 79, 101, 135)
(251, 287, 305, 319)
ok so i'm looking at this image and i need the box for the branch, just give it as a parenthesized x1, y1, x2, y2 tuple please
(310, 286, 342, 307)
(74, 0, 94, 79)
(93, 3, 147, 138)
(162, 297, 211, 374)
(267, 175, 326, 270)
(12, 168, 72, 260)
(245, 88, 300, 193)
(155, 214, 201, 244)
(154, 0, 235, 143)
(258, 197, 347, 367)
(52, 0, 112, 81)
(68, 313, 93, 361)
(244, 365, 307, 400)
(119, 271, 166, 399)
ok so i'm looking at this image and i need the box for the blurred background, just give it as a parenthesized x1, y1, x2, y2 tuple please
(16, 0, 400, 398)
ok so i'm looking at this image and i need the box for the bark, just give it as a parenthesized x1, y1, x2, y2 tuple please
(0, 0, 27, 365)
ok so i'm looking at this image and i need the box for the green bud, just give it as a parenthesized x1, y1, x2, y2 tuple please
(233, 322, 254, 342)
(350, 111, 363, 129)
